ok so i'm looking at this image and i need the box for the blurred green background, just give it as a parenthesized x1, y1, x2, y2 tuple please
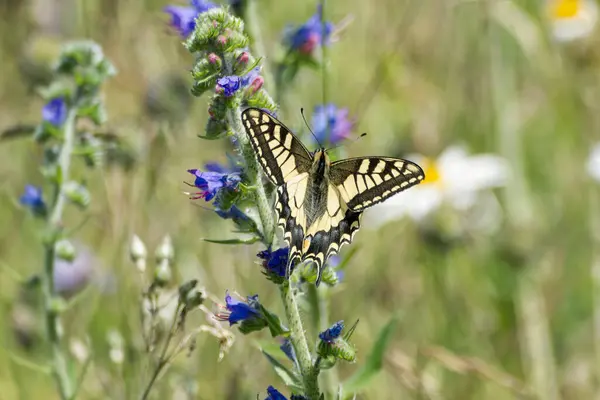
(1, 0, 600, 398)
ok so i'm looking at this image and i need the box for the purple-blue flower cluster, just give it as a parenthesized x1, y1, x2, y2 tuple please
(285, 5, 333, 55)
(264, 386, 307, 400)
(164, 0, 218, 37)
(216, 67, 263, 97)
(319, 320, 344, 343)
(42, 98, 68, 126)
(187, 167, 240, 201)
(20, 184, 47, 215)
(218, 292, 262, 326)
(257, 247, 288, 277)
(312, 104, 354, 145)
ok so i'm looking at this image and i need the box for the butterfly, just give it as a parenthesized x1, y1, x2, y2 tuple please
(241, 107, 425, 285)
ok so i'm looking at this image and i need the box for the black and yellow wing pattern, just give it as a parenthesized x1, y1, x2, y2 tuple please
(241, 107, 425, 285)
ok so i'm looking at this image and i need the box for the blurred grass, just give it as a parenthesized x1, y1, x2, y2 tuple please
(1, 0, 600, 398)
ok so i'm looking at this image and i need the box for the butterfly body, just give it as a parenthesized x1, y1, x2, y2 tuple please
(241, 108, 425, 285)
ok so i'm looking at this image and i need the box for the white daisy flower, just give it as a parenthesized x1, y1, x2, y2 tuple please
(587, 142, 600, 181)
(548, 0, 598, 42)
(365, 146, 509, 228)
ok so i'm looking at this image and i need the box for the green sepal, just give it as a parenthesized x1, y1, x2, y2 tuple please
(244, 88, 277, 113)
(77, 132, 104, 168)
(55, 239, 76, 262)
(237, 315, 268, 335)
(318, 355, 337, 370)
(63, 181, 90, 209)
(34, 122, 62, 144)
(317, 338, 356, 363)
(262, 351, 303, 392)
(259, 304, 290, 337)
(77, 98, 106, 125)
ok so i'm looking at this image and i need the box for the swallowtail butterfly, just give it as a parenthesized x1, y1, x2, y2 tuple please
(241, 108, 425, 285)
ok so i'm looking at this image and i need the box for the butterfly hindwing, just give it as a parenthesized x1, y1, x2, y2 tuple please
(330, 157, 425, 211)
(241, 108, 312, 185)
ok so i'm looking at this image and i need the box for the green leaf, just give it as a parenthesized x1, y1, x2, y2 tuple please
(343, 314, 399, 394)
(202, 236, 261, 245)
(336, 246, 360, 272)
(260, 305, 290, 337)
(262, 350, 302, 391)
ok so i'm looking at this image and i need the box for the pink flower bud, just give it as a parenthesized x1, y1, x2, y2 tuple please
(208, 53, 221, 64)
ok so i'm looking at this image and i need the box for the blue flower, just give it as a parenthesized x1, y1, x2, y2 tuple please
(319, 320, 344, 343)
(312, 104, 354, 145)
(191, 0, 217, 12)
(42, 98, 68, 126)
(216, 67, 262, 97)
(218, 291, 261, 325)
(164, 0, 218, 37)
(280, 338, 296, 363)
(19, 185, 46, 212)
(187, 169, 240, 201)
(257, 247, 288, 277)
(265, 386, 287, 400)
(285, 5, 333, 55)
(216, 76, 241, 97)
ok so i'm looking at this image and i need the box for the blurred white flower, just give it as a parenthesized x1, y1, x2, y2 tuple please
(69, 338, 89, 363)
(548, 0, 598, 42)
(365, 146, 509, 227)
(107, 329, 124, 365)
(587, 143, 600, 181)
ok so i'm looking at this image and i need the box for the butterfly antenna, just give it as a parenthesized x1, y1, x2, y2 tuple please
(325, 132, 367, 153)
(300, 108, 323, 149)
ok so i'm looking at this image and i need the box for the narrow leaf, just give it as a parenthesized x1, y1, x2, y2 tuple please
(260, 305, 290, 337)
(202, 237, 261, 245)
(262, 350, 302, 391)
(343, 314, 399, 394)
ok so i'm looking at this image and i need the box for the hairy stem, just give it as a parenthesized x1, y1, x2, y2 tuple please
(281, 283, 320, 399)
(227, 109, 275, 245)
(44, 108, 78, 400)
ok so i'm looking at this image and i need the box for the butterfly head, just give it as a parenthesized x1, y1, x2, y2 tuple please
(311, 149, 331, 177)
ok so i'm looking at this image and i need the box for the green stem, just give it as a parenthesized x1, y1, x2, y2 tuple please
(44, 108, 78, 400)
(227, 109, 275, 245)
(280, 283, 320, 399)
(140, 301, 182, 400)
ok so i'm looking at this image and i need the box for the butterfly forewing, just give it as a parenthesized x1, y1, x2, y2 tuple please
(241, 109, 312, 185)
(241, 108, 313, 272)
(330, 157, 425, 211)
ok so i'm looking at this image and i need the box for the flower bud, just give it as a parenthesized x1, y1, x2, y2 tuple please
(153, 260, 172, 287)
(55, 239, 76, 262)
(207, 53, 222, 67)
(155, 235, 174, 264)
(130, 234, 147, 272)
(245, 76, 264, 97)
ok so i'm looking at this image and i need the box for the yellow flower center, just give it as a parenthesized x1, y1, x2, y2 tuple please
(551, 0, 581, 19)
(421, 158, 442, 185)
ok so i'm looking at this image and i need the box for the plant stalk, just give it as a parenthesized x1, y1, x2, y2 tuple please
(44, 108, 78, 400)
(280, 283, 320, 399)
